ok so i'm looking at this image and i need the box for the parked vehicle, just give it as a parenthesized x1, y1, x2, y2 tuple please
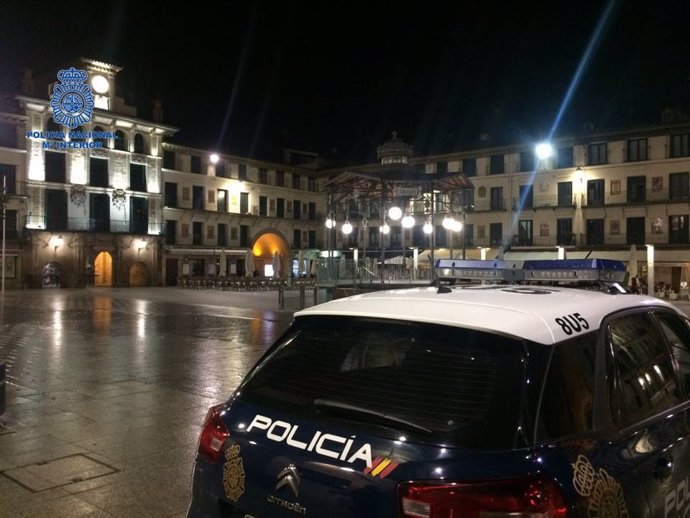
(187, 259, 690, 518)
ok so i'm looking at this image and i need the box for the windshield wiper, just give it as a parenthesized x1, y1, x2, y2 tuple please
(313, 398, 432, 435)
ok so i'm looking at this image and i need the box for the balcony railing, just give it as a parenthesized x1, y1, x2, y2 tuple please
(473, 198, 506, 211)
(587, 188, 689, 207)
(23, 215, 157, 234)
(512, 195, 575, 210)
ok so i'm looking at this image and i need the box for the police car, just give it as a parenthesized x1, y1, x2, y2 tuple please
(187, 259, 690, 518)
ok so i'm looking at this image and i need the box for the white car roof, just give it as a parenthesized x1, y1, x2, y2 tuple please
(295, 285, 679, 345)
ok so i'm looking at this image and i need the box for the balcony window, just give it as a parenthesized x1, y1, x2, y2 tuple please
(627, 176, 646, 203)
(165, 220, 176, 245)
(489, 154, 504, 175)
(240, 225, 249, 247)
(518, 184, 533, 209)
(164, 182, 177, 208)
(490, 187, 504, 210)
(626, 138, 647, 162)
(0, 164, 16, 193)
(45, 151, 66, 183)
(90, 158, 108, 187)
(462, 158, 476, 176)
(557, 218, 574, 245)
(555, 146, 574, 169)
(130, 196, 148, 234)
(163, 150, 176, 169)
(490, 223, 503, 246)
(46, 189, 67, 231)
(587, 142, 607, 165)
(215, 161, 226, 178)
(517, 220, 533, 246)
(587, 179, 605, 206)
(670, 172, 689, 200)
(519, 151, 534, 172)
(192, 186, 204, 210)
(586, 219, 604, 245)
(218, 223, 227, 246)
(129, 163, 147, 192)
(217, 189, 228, 212)
(671, 134, 690, 158)
(0, 122, 17, 148)
(557, 181, 573, 207)
(669, 215, 689, 244)
(90, 193, 110, 232)
(192, 222, 203, 245)
(626, 217, 645, 245)
(190, 155, 202, 174)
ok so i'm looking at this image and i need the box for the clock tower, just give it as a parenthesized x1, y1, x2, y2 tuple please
(80, 58, 122, 110)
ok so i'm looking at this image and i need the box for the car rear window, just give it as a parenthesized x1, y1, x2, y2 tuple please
(240, 316, 529, 449)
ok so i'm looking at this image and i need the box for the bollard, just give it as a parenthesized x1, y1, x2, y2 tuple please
(299, 285, 305, 309)
(0, 362, 5, 416)
(278, 285, 284, 309)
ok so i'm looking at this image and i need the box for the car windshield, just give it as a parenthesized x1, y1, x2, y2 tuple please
(240, 315, 532, 449)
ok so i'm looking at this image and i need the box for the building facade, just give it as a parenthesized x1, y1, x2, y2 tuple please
(1, 58, 689, 294)
(160, 143, 325, 285)
(323, 126, 690, 293)
(0, 59, 327, 289)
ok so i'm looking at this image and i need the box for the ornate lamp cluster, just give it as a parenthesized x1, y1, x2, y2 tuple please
(324, 200, 464, 236)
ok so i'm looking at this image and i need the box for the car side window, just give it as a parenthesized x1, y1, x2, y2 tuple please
(607, 312, 681, 428)
(534, 333, 597, 441)
(654, 312, 690, 398)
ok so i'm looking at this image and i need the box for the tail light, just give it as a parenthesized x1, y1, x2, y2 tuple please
(398, 475, 568, 518)
(198, 404, 230, 463)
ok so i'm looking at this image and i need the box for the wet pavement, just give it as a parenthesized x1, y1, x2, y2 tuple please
(1, 288, 689, 517)
(0, 287, 296, 517)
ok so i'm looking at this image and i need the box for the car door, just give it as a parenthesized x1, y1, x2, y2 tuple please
(647, 310, 690, 518)
(594, 310, 686, 518)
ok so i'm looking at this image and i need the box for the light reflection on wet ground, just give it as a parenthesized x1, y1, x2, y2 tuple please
(0, 287, 294, 517)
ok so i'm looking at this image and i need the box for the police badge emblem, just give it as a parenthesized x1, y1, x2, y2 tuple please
(222, 444, 246, 502)
(50, 68, 95, 129)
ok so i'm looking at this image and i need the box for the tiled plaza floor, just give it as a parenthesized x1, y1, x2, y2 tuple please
(0, 287, 297, 517)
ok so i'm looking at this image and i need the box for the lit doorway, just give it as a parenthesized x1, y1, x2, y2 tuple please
(94, 251, 113, 286)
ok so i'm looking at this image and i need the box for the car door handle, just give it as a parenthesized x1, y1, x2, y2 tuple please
(653, 456, 673, 481)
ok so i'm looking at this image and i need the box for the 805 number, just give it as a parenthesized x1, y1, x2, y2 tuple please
(555, 313, 590, 335)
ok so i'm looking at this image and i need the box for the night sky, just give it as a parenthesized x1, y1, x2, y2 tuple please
(1, 0, 689, 163)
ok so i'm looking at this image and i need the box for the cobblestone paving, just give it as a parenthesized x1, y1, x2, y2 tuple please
(0, 288, 294, 517)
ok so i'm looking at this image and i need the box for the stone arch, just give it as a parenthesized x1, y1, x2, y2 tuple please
(251, 230, 290, 278)
(94, 251, 113, 286)
(129, 261, 149, 287)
